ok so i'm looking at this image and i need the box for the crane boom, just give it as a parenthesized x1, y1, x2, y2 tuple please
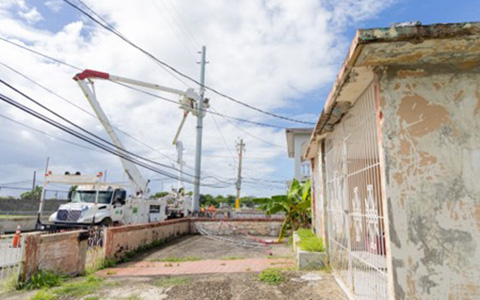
(75, 79, 150, 196)
(73, 69, 206, 198)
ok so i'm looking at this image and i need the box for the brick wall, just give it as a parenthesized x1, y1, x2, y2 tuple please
(21, 230, 88, 281)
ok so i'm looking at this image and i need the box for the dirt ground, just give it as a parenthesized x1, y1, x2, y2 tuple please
(2, 235, 348, 299)
(131, 235, 293, 262)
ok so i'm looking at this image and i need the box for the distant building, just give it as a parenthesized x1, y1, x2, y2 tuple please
(304, 22, 480, 299)
(285, 128, 313, 183)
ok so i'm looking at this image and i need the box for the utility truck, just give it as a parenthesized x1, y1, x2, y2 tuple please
(36, 69, 203, 229)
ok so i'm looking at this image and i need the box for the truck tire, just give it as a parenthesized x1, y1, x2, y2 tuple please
(99, 218, 113, 227)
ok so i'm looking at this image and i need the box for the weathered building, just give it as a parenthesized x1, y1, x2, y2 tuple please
(285, 127, 313, 182)
(304, 22, 480, 299)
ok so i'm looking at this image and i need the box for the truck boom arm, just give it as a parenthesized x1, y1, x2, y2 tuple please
(75, 78, 150, 196)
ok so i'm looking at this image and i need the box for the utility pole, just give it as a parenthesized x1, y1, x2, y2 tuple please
(176, 140, 185, 190)
(193, 46, 207, 213)
(235, 139, 245, 211)
(31, 170, 36, 201)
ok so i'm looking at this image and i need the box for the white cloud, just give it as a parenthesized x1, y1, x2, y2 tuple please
(0, 0, 395, 197)
(18, 7, 43, 24)
(44, 0, 63, 13)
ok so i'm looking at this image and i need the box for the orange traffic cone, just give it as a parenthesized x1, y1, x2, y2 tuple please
(12, 224, 21, 248)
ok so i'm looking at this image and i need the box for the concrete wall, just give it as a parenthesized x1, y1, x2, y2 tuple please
(21, 230, 87, 281)
(378, 67, 480, 299)
(191, 218, 284, 236)
(104, 219, 190, 259)
(0, 198, 67, 214)
(312, 143, 326, 242)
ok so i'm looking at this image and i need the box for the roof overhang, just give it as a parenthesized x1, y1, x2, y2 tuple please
(285, 128, 313, 158)
(304, 22, 480, 159)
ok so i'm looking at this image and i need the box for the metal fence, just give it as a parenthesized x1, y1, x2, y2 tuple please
(325, 83, 388, 300)
(0, 235, 25, 289)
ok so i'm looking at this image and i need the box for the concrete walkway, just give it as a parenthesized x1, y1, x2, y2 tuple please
(97, 258, 294, 277)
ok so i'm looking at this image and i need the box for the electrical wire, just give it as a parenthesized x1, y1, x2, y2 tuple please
(0, 88, 231, 188)
(63, 0, 315, 125)
(0, 83, 234, 186)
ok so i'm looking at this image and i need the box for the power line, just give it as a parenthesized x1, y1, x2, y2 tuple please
(0, 79, 199, 180)
(0, 61, 184, 166)
(63, 0, 315, 125)
(0, 35, 287, 128)
(0, 112, 101, 153)
(0, 92, 231, 188)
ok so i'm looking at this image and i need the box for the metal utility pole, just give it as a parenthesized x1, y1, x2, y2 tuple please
(176, 140, 185, 190)
(193, 46, 207, 213)
(235, 139, 245, 211)
(31, 170, 36, 201)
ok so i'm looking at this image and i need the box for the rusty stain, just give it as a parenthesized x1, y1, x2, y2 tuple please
(397, 69, 428, 79)
(394, 82, 401, 90)
(433, 82, 442, 91)
(397, 94, 451, 137)
(454, 90, 464, 101)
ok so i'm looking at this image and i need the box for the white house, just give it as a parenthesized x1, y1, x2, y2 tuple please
(285, 128, 313, 182)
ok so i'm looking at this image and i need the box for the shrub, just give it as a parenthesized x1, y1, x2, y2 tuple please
(23, 271, 64, 290)
(258, 268, 285, 285)
(298, 235, 324, 252)
(297, 228, 314, 240)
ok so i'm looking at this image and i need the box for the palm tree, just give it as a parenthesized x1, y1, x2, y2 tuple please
(254, 179, 311, 242)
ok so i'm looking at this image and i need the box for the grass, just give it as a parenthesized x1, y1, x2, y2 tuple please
(23, 271, 64, 290)
(0, 273, 19, 293)
(266, 255, 292, 260)
(0, 215, 35, 219)
(154, 277, 190, 288)
(297, 229, 324, 252)
(220, 256, 245, 260)
(150, 256, 201, 262)
(29, 275, 104, 300)
(258, 268, 285, 285)
(85, 258, 116, 275)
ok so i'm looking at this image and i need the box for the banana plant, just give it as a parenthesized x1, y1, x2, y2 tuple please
(254, 179, 311, 242)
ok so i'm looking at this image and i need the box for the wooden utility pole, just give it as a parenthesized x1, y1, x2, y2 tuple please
(235, 139, 245, 211)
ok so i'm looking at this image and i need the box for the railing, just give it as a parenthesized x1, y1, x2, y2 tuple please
(0, 235, 25, 289)
(325, 83, 388, 300)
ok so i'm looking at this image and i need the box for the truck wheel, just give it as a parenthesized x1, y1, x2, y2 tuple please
(99, 218, 113, 227)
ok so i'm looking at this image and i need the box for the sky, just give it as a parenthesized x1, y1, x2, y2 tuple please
(0, 0, 478, 198)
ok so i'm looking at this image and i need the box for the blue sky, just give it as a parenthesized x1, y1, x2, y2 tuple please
(0, 0, 478, 198)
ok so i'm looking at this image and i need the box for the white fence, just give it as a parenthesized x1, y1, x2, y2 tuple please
(325, 83, 388, 299)
(0, 235, 25, 289)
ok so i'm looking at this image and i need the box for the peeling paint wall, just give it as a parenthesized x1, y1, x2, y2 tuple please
(378, 67, 480, 299)
(312, 142, 326, 241)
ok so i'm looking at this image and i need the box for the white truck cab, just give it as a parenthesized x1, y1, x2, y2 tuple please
(39, 172, 167, 229)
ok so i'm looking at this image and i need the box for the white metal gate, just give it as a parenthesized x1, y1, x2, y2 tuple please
(0, 235, 25, 289)
(325, 83, 388, 299)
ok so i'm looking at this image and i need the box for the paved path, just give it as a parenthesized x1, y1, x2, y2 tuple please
(97, 258, 294, 277)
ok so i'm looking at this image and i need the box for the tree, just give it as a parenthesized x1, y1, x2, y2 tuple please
(254, 178, 311, 242)
(152, 191, 169, 198)
(20, 185, 42, 200)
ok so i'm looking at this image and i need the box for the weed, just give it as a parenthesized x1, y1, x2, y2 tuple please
(164, 263, 173, 267)
(267, 255, 291, 260)
(52, 275, 103, 298)
(84, 297, 100, 300)
(23, 271, 64, 290)
(151, 256, 201, 262)
(258, 268, 285, 285)
(154, 277, 190, 287)
(106, 271, 117, 275)
(0, 273, 19, 293)
(245, 268, 252, 271)
(220, 256, 245, 260)
(220, 263, 226, 266)
(30, 290, 56, 300)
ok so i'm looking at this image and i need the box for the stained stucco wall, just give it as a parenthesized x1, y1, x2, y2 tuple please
(378, 67, 480, 299)
(312, 143, 326, 241)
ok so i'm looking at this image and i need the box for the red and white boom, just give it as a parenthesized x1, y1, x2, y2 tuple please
(73, 69, 206, 196)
